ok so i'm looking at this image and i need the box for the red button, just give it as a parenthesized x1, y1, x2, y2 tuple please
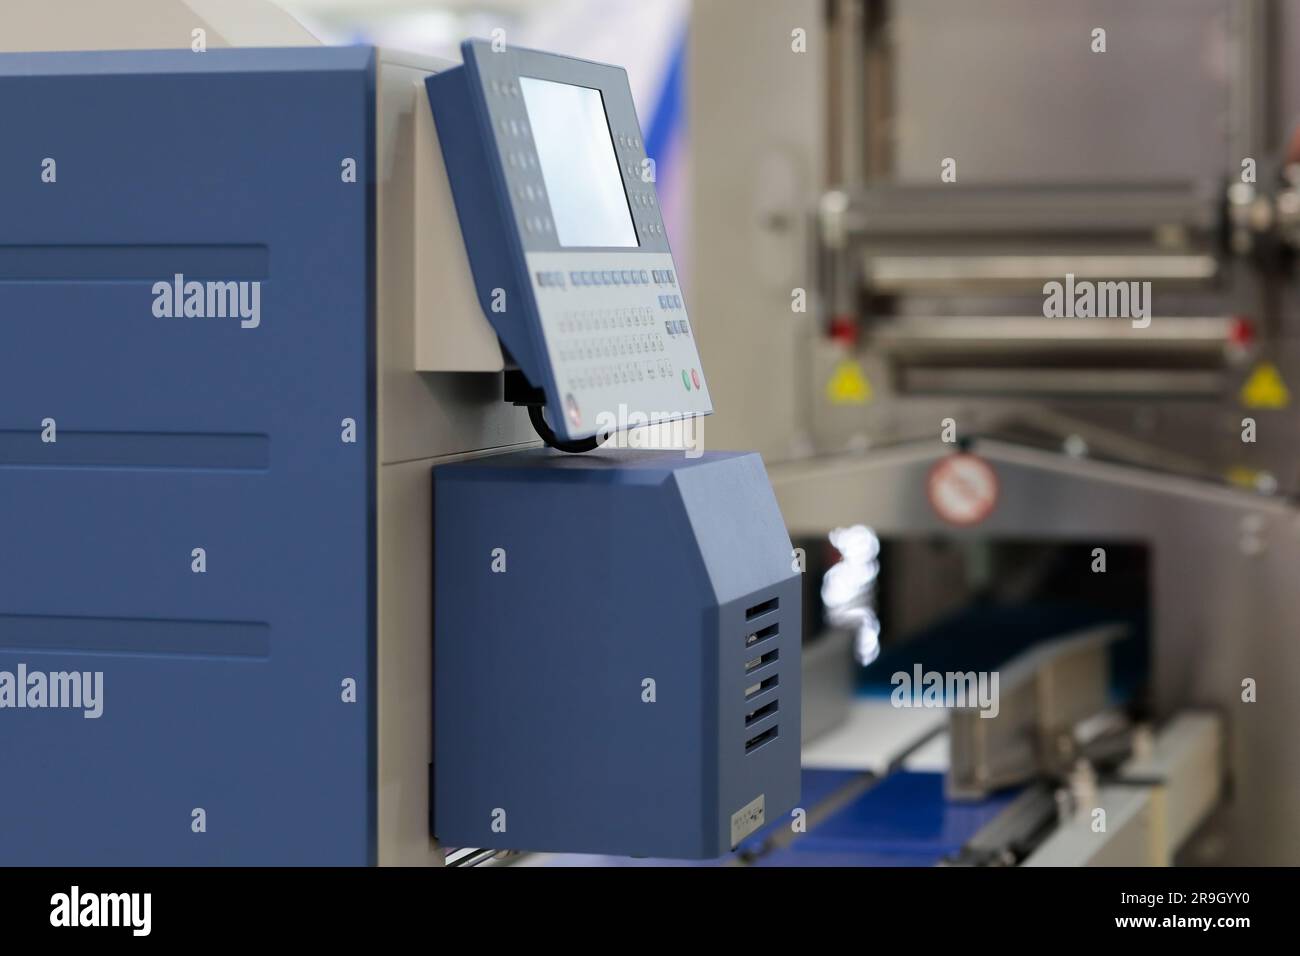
(1229, 315, 1255, 347)
(690, 369, 700, 389)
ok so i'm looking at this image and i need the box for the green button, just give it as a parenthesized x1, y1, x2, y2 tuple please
(681, 369, 691, 390)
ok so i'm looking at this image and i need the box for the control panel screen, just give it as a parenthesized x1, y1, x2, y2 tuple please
(520, 76, 638, 249)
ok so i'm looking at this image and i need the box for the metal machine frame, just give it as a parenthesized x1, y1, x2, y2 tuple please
(770, 439, 1296, 863)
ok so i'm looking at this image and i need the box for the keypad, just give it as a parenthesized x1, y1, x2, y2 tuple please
(553, 305, 673, 390)
(527, 251, 709, 433)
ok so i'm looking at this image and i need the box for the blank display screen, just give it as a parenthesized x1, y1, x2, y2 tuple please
(520, 76, 638, 248)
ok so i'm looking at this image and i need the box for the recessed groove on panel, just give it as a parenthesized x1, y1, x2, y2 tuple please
(0, 244, 269, 281)
(0, 614, 270, 659)
(0, 430, 270, 471)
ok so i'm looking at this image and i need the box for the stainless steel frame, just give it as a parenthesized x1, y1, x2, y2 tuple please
(769, 440, 1299, 863)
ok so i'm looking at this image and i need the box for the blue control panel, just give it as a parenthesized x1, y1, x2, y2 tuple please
(427, 40, 711, 442)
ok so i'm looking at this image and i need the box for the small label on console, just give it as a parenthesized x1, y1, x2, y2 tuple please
(730, 794, 766, 847)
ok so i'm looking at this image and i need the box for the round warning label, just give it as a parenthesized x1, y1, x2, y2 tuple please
(927, 453, 999, 527)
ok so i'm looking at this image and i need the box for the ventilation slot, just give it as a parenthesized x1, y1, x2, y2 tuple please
(744, 725, 779, 754)
(744, 648, 778, 675)
(741, 594, 781, 755)
(744, 699, 779, 727)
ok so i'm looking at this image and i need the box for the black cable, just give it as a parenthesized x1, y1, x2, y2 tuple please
(527, 404, 608, 454)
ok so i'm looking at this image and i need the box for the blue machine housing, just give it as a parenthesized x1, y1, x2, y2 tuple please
(0, 47, 376, 864)
(433, 448, 801, 858)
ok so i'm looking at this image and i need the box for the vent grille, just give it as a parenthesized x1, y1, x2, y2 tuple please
(744, 726, 779, 754)
(744, 699, 779, 727)
(741, 596, 780, 755)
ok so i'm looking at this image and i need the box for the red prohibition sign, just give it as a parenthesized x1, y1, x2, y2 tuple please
(927, 453, 999, 527)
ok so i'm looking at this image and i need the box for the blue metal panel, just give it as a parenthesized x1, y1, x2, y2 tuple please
(433, 448, 800, 858)
(0, 47, 376, 864)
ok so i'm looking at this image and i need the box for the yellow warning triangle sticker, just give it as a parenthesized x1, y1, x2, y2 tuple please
(1225, 466, 1259, 489)
(1240, 361, 1290, 410)
(826, 360, 872, 405)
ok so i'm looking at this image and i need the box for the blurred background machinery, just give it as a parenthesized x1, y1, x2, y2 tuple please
(690, 0, 1300, 866)
(693, 0, 1300, 477)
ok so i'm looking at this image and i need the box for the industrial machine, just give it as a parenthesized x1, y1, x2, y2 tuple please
(689, 0, 1300, 866)
(0, 1, 799, 865)
(1, 0, 1287, 871)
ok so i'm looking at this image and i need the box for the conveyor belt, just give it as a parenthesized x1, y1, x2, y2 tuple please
(756, 771, 1021, 867)
(529, 768, 1018, 867)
